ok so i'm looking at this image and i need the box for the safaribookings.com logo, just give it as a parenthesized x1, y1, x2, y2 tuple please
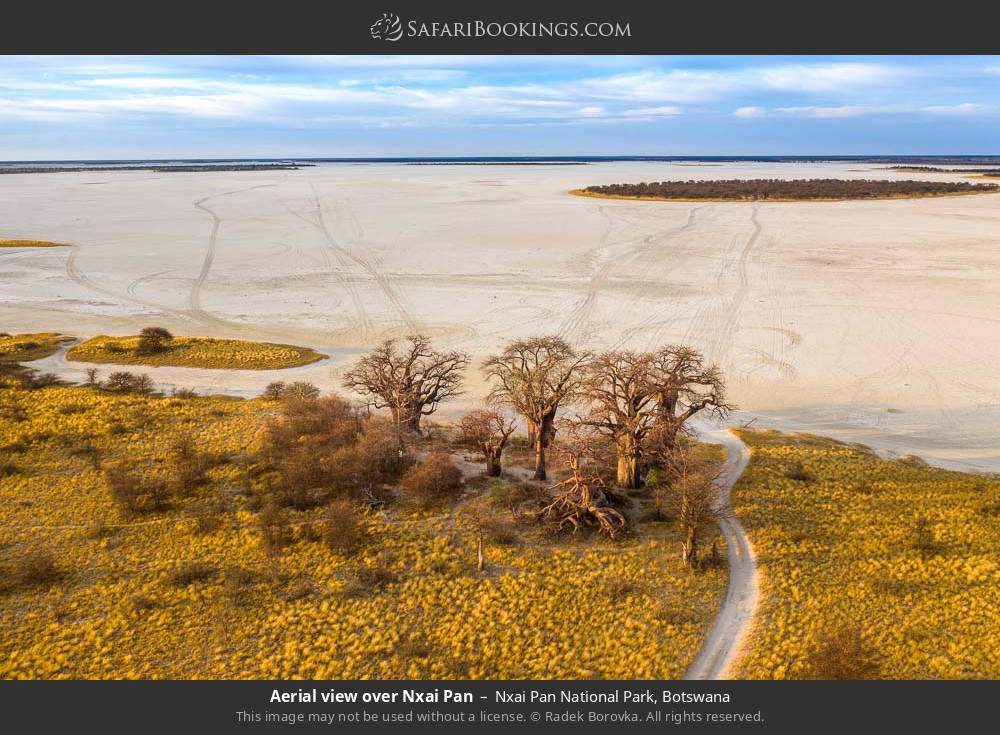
(370, 13, 631, 42)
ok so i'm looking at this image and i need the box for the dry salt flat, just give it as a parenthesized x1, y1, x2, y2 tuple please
(3, 160, 1000, 470)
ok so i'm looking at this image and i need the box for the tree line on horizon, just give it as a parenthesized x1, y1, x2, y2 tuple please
(584, 178, 998, 200)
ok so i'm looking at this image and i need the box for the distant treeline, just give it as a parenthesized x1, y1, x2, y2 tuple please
(582, 178, 999, 201)
(0, 164, 313, 174)
(888, 166, 1000, 175)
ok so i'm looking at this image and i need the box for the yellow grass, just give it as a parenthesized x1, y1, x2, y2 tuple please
(67, 335, 325, 370)
(0, 384, 725, 679)
(732, 429, 1000, 679)
(0, 333, 73, 362)
(0, 239, 66, 248)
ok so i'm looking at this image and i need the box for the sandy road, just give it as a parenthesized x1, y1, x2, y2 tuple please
(684, 427, 758, 680)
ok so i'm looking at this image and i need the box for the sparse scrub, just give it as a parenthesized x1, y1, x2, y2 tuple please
(400, 452, 464, 509)
(166, 561, 217, 587)
(0, 550, 62, 593)
(322, 499, 367, 556)
(105, 465, 169, 515)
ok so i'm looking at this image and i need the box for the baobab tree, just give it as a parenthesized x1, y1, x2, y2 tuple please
(647, 345, 732, 452)
(458, 408, 516, 477)
(342, 334, 468, 434)
(482, 336, 590, 481)
(579, 350, 657, 489)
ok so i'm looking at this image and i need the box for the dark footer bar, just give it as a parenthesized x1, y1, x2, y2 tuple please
(0, 680, 994, 733)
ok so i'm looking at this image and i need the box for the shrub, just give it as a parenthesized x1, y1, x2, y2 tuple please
(400, 452, 464, 509)
(106, 371, 137, 392)
(166, 561, 217, 587)
(137, 327, 173, 355)
(356, 417, 408, 484)
(322, 499, 366, 556)
(68, 440, 102, 469)
(0, 460, 22, 478)
(342, 563, 397, 597)
(784, 461, 814, 482)
(0, 550, 62, 593)
(912, 516, 940, 556)
(188, 499, 225, 534)
(262, 381, 286, 400)
(105, 465, 169, 515)
(167, 437, 213, 496)
(258, 498, 291, 556)
(801, 626, 881, 679)
(222, 566, 257, 606)
(282, 381, 320, 401)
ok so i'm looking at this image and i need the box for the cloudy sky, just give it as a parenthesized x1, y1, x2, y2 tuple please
(1, 55, 998, 159)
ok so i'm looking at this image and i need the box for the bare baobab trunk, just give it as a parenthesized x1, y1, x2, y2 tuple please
(485, 450, 502, 477)
(615, 433, 641, 489)
(532, 413, 556, 481)
(526, 419, 537, 448)
(533, 440, 547, 481)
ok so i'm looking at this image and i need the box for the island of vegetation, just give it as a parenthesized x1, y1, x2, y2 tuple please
(0, 239, 67, 248)
(887, 166, 1000, 177)
(0, 164, 312, 175)
(732, 429, 1000, 679)
(573, 178, 999, 202)
(0, 333, 74, 363)
(1, 334, 731, 679)
(66, 329, 326, 370)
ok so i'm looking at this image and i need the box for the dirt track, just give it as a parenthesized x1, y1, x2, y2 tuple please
(684, 427, 757, 680)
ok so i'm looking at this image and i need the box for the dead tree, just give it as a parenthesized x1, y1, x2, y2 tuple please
(579, 351, 657, 489)
(342, 334, 468, 434)
(660, 444, 728, 567)
(455, 495, 495, 572)
(647, 345, 733, 453)
(482, 336, 589, 481)
(533, 422, 625, 537)
(458, 408, 516, 477)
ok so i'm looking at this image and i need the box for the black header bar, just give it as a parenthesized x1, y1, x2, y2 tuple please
(3, 0, 1000, 54)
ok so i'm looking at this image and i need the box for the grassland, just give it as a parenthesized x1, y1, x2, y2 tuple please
(0, 382, 725, 679)
(0, 333, 74, 363)
(0, 239, 66, 248)
(731, 429, 1000, 679)
(67, 335, 325, 370)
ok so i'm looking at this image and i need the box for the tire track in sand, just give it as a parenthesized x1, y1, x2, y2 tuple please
(189, 183, 275, 320)
(310, 188, 415, 330)
(560, 204, 704, 342)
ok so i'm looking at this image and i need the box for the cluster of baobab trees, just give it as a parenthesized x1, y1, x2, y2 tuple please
(342, 334, 731, 490)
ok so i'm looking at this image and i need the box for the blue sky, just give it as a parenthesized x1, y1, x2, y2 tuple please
(1, 55, 998, 159)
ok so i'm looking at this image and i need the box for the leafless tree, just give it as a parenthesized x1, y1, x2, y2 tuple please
(579, 351, 657, 488)
(458, 408, 516, 477)
(647, 345, 733, 453)
(660, 444, 728, 567)
(531, 420, 625, 537)
(342, 334, 468, 434)
(482, 336, 590, 481)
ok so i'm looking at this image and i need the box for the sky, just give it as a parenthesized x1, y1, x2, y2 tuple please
(1, 55, 998, 159)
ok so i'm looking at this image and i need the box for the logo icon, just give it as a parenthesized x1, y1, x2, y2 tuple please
(370, 12, 403, 42)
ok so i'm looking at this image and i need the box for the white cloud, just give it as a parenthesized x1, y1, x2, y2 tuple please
(776, 105, 872, 118)
(621, 105, 682, 118)
(921, 102, 987, 116)
(578, 106, 606, 118)
(733, 106, 767, 118)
